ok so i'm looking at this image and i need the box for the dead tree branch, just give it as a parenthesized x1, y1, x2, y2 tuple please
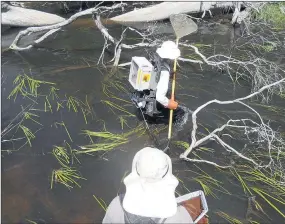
(180, 78, 285, 168)
(9, 3, 127, 51)
(94, 14, 160, 66)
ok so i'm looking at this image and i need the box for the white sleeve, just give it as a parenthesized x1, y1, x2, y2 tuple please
(156, 70, 170, 107)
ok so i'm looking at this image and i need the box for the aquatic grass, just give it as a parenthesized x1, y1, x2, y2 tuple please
(249, 102, 285, 115)
(81, 107, 89, 124)
(249, 221, 260, 224)
(65, 141, 80, 164)
(253, 42, 277, 53)
(82, 130, 127, 141)
(193, 43, 212, 48)
(177, 177, 192, 193)
(55, 122, 73, 142)
(25, 219, 37, 224)
(8, 74, 55, 101)
(77, 124, 144, 154)
(198, 147, 215, 153)
(23, 111, 42, 126)
(233, 166, 285, 219)
(19, 125, 35, 147)
(8, 75, 27, 101)
(279, 92, 285, 99)
(49, 86, 60, 100)
(66, 95, 80, 113)
(85, 95, 92, 113)
(240, 168, 285, 195)
(173, 141, 190, 150)
(231, 168, 253, 196)
(102, 83, 113, 98)
(52, 146, 70, 167)
(197, 122, 212, 134)
(65, 95, 92, 124)
(78, 130, 129, 153)
(118, 116, 131, 130)
(52, 141, 80, 167)
(45, 96, 53, 113)
(51, 167, 86, 189)
(216, 211, 243, 224)
(78, 140, 129, 153)
(56, 102, 64, 111)
(153, 126, 167, 135)
(93, 195, 107, 211)
(102, 100, 135, 117)
(113, 80, 128, 93)
(194, 174, 231, 198)
(195, 178, 217, 198)
(246, 196, 268, 222)
(251, 187, 285, 218)
(193, 165, 231, 198)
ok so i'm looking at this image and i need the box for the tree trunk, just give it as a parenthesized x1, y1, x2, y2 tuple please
(1, 3, 65, 27)
(109, 2, 235, 23)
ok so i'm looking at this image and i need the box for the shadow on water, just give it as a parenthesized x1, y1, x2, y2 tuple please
(2, 15, 285, 224)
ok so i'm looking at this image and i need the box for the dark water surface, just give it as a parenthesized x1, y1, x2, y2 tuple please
(2, 16, 285, 224)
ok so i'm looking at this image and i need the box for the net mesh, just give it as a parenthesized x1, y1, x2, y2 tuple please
(170, 14, 198, 39)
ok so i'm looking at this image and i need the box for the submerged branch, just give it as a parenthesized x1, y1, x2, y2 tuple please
(181, 78, 285, 168)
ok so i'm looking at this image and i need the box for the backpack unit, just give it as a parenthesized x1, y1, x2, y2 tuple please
(129, 54, 170, 118)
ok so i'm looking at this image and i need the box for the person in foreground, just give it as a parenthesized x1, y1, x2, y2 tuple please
(102, 147, 194, 223)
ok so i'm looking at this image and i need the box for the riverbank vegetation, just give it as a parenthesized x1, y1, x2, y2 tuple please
(252, 2, 285, 29)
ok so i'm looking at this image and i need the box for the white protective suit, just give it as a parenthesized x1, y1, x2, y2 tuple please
(102, 147, 194, 223)
(155, 41, 180, 108)
(156, 69, 171, 107)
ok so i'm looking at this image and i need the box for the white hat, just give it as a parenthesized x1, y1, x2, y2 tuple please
(156, 41, 181, 60)
(123, 147, 179, 218)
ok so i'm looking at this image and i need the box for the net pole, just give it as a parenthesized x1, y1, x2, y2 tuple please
(168, 38, 179, 139)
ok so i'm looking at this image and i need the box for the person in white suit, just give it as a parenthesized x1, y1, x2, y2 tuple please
(102, 147, 193, 223)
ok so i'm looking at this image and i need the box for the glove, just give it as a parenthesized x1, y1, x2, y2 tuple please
(167, 99, 178, 110)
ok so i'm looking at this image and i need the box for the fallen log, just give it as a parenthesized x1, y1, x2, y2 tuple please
(1, 3, 65, 27)
(109, 1, 235, 23)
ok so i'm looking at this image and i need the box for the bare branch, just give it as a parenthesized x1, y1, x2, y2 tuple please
(181, 78, 285, 167)
(9, 3, 127, 50)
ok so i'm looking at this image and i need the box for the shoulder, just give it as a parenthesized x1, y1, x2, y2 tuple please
(164, 205, 194, 223)
(102, 196, 125, 223)
(107, 195, 122, 211)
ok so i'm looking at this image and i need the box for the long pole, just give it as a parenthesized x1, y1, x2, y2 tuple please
(168, 38, 179, 139)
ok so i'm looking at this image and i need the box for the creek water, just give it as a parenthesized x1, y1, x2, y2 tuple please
(2, 13, 285, 224)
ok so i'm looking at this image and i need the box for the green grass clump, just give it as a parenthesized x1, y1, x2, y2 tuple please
(173, 141, 190, 150)
(77, 125, 144, 154)
(253, 3, 285, 29)
(52, 146, 70, 167)
(19, 125, 35, 147)
(8, 74, 55, 101)
(216, 211, 243, 224)
(193, 166, 230, 198)
(51, 141, 82, 190)
(77, 130, 129, 154)
(51, 167, 86, 189)
(233, 166, 285, 219)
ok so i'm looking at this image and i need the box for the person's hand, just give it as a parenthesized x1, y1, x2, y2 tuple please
(167, 99, 178, 110)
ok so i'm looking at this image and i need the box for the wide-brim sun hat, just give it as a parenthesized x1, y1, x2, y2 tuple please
(123, 147, 179, 218)
(156, 40, 181, 60)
